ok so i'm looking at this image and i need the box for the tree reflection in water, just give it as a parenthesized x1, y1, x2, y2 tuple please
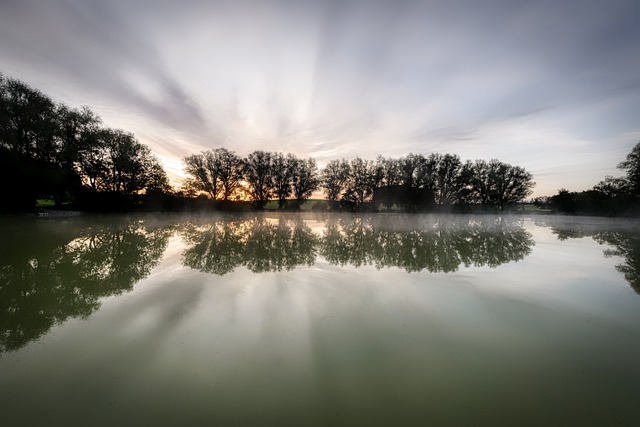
(180, 218, 319, 274)
(319, 216, 533, 272)
(0, 215, 536, 353)
(596, 232, 640, 294)
(181, 215, 534, 275)
(0, 218, 172, 353)
(547, 219, 640, 294)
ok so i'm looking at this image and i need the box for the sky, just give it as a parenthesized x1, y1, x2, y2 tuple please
(1, 0, 640, 197)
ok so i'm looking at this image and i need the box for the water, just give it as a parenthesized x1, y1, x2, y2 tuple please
(1, 213, 639, 426)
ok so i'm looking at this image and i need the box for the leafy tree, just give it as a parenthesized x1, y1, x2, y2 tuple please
(489, 161, 534, 208)
(243, 150, 274, 208)
(272, 152, 295, 209)
(76, 128, 109, 191)
(291, 157, 320, 208)
(100, 129, 163, 194)
(54, 105, 102, 170)
(374, 156, 403, 209)
(214, 148, 244, 201)
(183, 151, 220, 199)
(0, 75, 56, 161)
(404, 153, 436, 210)
(471, 159, 493, 205)
(473, 159, 534, 209)
(399, 153, 425, 190)
(618, 141, 640, 196)
(342, 157, 377, 209)
(321, 159, 350, 205)
(433, 153, 465, 206)
(593, 175, 629, 198)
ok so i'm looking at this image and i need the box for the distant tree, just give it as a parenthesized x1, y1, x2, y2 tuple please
(433, 153, 465, 206)
(214, 148, 244, 201)
(488, 161, 534, 209)
(472, 159, 534, 209)
(456, 160, 476, 205)
(617, 141, 640, 196)
(373, 156, 403, 209)
(342, 157, 377, 209)
(93, 129, 166, 195)
(550, 188, 578, 214)
(291, 157, 320, 209)
(593, 175, 630, 198)
(377, 156, 403, 187)
(399, 153, 425, 190)
(243, 150, 274, 208)
(321, 159, 350, 206)
(403, 153, 436, 210)
(272, 152, 295, 209)
(143, 155, 171, 193)
(532, 196, 550, 209)
(471, 159, 493, 205)
(183, 151, 220, 199)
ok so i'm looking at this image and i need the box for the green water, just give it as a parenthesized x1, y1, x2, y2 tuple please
(1, 214, 639, 426)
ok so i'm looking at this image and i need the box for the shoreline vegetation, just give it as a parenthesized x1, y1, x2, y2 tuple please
(1, 73, 639, 217)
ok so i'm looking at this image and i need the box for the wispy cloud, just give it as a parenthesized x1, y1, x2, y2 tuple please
(1, 0, 639, 195)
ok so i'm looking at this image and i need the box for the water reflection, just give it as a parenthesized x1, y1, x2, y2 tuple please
(545, 219, 640, 294)
(181, 215, 534, 274)
(320, 216, 533, 272)
(181, 218, 319, 274)
(597, 232, 640, 293)
(0, 218, 171, 353)
(0, 215, 536, 353)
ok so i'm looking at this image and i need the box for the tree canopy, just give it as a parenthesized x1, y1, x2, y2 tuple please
(0, 74, 169, 212)
(550, 141, 640, 216)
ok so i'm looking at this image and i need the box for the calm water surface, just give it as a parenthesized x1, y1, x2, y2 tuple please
(1, 213, 639, 426)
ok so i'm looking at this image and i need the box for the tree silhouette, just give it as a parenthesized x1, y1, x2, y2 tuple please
(244, 151, 275, 208)
(272, 153, 295, 209)
(321, 159, 350, 207)
(291, 157, 320, 209)
(617, 141, 640, 196)
(0, 74, 171, 211)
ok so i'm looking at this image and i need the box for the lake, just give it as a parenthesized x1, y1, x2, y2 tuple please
(1, 213, 639, 426)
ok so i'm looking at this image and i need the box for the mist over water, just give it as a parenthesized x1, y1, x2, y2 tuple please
(1, 213, 640, 425)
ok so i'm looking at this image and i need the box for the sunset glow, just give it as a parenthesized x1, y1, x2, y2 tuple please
(1, 0, 639, 197)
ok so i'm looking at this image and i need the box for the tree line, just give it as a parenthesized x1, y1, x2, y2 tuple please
(542, 142, 640, 216)
(183, 149, 535, 211)
(0, 73, 169, 212)
(2, 72, 536, 213)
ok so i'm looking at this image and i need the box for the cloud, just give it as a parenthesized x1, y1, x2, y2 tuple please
(1, 0, 639, 196)
(0, 0, 206, 133)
